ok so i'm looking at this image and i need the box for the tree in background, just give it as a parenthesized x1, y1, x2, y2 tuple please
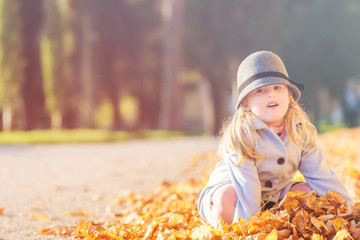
(42, 0, 84, 129)
(90, 0, 137, 130)
(41, 0, 163, 131)
(19, 0, 49, 130)
(183, 0, 360, 131)
(282, 1, 360, 124)
(130, 1, 163, 130)
(183, 0, 251, 134)
(0, 0, 25, 131)
(1, 0, 360, 132)
(159, 0, 184, 131)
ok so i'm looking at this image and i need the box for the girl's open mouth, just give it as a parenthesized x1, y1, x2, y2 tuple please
(267, 103, 279, 108)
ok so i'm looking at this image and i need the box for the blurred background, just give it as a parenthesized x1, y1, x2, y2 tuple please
(1, 0, 360, 137)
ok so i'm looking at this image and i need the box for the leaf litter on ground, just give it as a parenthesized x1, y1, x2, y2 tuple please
(37, 128, 360, 239)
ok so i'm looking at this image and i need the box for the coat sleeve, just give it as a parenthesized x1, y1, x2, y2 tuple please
(225, 155, 262, 222)
(298, 144, 353, 204)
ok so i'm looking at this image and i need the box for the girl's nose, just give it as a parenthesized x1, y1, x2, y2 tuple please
(267, 89, 276, 97)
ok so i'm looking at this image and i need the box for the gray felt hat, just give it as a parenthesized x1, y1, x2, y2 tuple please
(236, 51, 303, 109)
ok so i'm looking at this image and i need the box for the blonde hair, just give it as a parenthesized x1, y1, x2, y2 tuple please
(217, 96, 317, 165)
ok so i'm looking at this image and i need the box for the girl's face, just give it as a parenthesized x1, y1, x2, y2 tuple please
(242, 84, 290, 127)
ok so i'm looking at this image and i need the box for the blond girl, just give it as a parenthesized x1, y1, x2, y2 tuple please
(198, 51, 353, 227)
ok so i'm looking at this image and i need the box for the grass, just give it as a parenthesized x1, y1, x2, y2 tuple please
(0, 121, 354, 144)
(317, 121, 347, 134)
(0, 129, 185, 144)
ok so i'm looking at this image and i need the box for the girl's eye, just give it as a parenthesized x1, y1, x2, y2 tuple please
(255, 88, 264, 93)
(274, 85, 282, 90)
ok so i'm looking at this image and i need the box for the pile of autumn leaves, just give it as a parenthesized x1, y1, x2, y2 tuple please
(71, 183, 360, 240)
(45, 128, 360, 239)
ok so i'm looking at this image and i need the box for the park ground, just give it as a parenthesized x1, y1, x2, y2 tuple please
(1, 129, 360, 239)
(0, 137, 218, 240)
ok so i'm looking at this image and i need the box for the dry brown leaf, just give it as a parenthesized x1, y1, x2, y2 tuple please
(351, 203, 360, 218)
(318, 214, 336, 221)
(277, 229, 291, 240)
(38, 226, 75, 236)
(312, 216, 329, 234)
(349, 227, 360, 240)
(292, 209, 310, 233)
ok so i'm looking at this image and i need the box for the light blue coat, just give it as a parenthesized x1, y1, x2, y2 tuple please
(198, 117, 353, 227)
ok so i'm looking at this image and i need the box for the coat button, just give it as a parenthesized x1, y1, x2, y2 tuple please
(265, 181, 272, 188)
(277, 158, 285, 165)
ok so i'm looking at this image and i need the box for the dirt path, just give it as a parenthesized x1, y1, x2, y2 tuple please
(0, 137, 217, 240)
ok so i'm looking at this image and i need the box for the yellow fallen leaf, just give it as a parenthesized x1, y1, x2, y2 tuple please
(167, 213, 187, 228)
(292, 171, 305, 182)
(190, 225, 221, 240)
(175, 183, 194, 194)
(265, 229, 277, 240)
(311, 233, 324, 240)
(333, 229, 353, 240)
(283, 194, 301, 212)
(65, 211, 91, 217)
(310, 216, 328, 233)
(332, 217, 348, 232)
(142, 220, 159, 240)
(29, 214, 52, 221)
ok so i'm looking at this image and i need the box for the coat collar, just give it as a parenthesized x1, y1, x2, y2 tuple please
(253, 117, 268, 130)
(253, 116, 301, 130)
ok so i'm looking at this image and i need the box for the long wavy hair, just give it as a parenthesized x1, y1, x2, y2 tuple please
(217, 93, 317, 166)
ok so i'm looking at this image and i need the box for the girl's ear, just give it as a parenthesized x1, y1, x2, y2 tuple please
(289, 95, 296, 108)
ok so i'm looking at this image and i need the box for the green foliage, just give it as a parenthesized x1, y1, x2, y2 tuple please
(119, 94, 139, 125)
(0, 129, 136, 144)
(0, 0, 25, 110)
(318, 121, 347, 134)
(0, 0, 3, 102)
(0, 129, 184, 144)
(41, 0, 79, 128)
(95, 99, 114, 129)
(41, 36, 56, 111)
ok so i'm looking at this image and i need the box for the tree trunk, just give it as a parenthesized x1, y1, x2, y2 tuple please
(2, 102, 12, 132)
(159, 0, 184, 131)
(64, 0, 83, 129)
(79, 8, 95, 129)
(19, 0, 49, 130)
(208, 76, 231, 135)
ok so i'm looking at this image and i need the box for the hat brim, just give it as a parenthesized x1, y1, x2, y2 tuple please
(236, 77, 301, 109)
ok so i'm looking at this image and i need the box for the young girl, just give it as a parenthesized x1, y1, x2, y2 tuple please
(198, 51, 353, 227)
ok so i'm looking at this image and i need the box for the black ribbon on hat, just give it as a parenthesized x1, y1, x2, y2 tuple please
(238, 71, 304, 94)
